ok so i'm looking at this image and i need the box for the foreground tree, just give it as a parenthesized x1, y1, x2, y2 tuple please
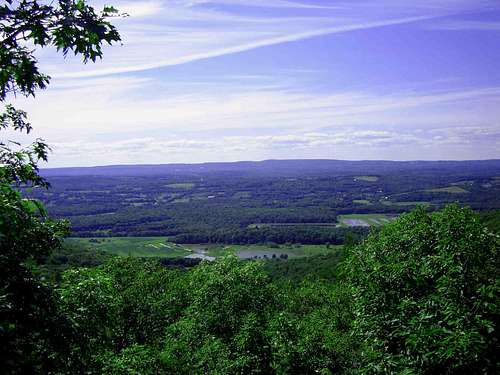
(345, 205, 500, 374)
(1, 0, 122, 182)
(0, 182, 73, 372)
(1, 1, 122, 372)
(1, 0, 121, 99)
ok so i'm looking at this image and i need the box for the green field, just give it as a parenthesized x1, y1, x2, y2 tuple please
(66, 237, 191, 258)
(354, 175, 379, 182)
(450, 180, 474, 186)
(67, 238, 340, 260)
(165, 183, 195, 189)
(381, 200, 430, 207)
(247, 223, 337, 229)
(353, 199, 372, 205)
(338, 213, 397, 227)
(425, 186, 469, 194)
(233, 191, 252, 198)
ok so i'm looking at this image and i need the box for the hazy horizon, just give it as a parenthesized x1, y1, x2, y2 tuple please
(7, 0, 500, 167)
(40, 158, 500, 171)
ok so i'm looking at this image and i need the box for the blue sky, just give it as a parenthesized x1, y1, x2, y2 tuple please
(10, 0, 500, 166)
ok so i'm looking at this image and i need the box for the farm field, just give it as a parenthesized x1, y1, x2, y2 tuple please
(353, 199, 372, 205)
(354, 175, 379, 182)
(165, 183, 195, 189)
(65, 237, 191, 258)
(425, 186, 469, 194)
(66, 238, 340, 260)
(337, 213, 397, 227)
(247, 223, 337, 229)
(381, 200, 431, 207)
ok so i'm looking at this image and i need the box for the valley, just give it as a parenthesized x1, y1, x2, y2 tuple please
(33, 159, 500, 257)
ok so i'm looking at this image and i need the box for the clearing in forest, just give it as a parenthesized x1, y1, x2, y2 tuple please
(337, 213, 397, 227)
(165, 183, 195, 189)
(66, 237, 191, 257)
(425, 186, 469, 194)
(354, 176, 379, 182)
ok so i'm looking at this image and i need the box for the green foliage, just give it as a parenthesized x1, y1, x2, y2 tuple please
(479, 209, 500, 234)
(57, 257, 188, 371)
(0, 0, 122, 100)
(264, 251, 344, 283)
(37, 240, 112, 284)
(0, 104, 51, 188)
(59, 267, 122, 354)
(0, 184, 68, 262)
(100, 257, 188, 346)
(266, 281, 356, 374)
(46, 207, 500, 373)
(53, 256, 357, 374)
(97, 345, 163, 375)
(0, 180, 71, 373)
(344, 205, 500, 373)
(1, 1, 122, 372)
(161, 257, 273, 374)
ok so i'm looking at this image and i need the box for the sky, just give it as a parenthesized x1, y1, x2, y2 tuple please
(7, 0, 500, 166)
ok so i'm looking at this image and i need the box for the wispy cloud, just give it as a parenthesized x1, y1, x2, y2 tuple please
(118, 1, 164, 17)
(52, 15, 438, 79)
(427, 20, 500, 30)
(47, 125, 500, 166)
(17, 75, 500, 135)
(38, 0, 495, 79)
(8, 0, 500, 165)
(9, 71, 500, 165)
(186, 0, 343, 9)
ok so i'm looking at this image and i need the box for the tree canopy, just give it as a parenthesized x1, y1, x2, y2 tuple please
(345, 205, 500, 373)
(1, 1, 122, 372)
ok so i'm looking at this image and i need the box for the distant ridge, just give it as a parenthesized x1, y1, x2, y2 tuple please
(40, 159, 500, 178)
